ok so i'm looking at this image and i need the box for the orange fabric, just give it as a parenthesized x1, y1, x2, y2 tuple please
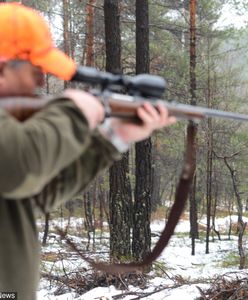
(0, 2, 76, 80)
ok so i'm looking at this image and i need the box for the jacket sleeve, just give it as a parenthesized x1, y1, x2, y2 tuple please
(0, 99, 91, 199)
(32, 130, 122, 214)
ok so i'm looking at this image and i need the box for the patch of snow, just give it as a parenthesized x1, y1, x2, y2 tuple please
(37, 217, 248, 300)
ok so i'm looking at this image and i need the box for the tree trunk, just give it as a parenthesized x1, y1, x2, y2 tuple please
(223, 158, 246, 269)
(104, 0, 132, 261)
(63, 0, 70, 88)
(109, 154, 132, 260)
(151, 136, 162, 211)
(212, 183, 221, 241)
(190, 174, 198, 255)
(98, 176, 105, 242)
(214, 150, 247, 269)
(206, 120, 213, 253)
(85, 0, 95, 66)
(189, 0, 198, 256)
(83, 190, 94, 251)
(133, 140, 152, 262)
(132, 0, 152, 263)
(42, 213, 50, 246)
(104, 0, 121, 74)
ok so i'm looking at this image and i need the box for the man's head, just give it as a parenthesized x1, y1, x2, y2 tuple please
(0, 59, 45, 96)
(0, 3, 76, 96)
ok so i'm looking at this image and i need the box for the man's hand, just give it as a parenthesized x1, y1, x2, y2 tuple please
(63, 89, 176, 146)
(63, 89, 104, 129)
(110, 101, 176, 143)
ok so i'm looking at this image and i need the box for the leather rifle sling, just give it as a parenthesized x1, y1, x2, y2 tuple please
(57, 124, 197, 274)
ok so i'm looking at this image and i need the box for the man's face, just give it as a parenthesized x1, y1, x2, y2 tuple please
(0, 60, 45, 97)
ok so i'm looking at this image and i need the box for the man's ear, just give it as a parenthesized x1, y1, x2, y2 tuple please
(0, 61, 6, 76)
(0, 61, 8, 91)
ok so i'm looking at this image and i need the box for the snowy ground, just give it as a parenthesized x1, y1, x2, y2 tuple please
(37, 216, 248, 300)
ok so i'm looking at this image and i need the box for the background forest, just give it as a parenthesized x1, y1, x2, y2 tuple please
(4, 0, 248, 298)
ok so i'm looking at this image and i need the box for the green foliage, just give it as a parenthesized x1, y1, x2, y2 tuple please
(152, 261, 171, 277)
(220, 251, 248, 268)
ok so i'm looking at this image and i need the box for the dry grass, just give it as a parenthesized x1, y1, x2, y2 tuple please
(196, 272, 248, 300)
(151, 206, 189, 222)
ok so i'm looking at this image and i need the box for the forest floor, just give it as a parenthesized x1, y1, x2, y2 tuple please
(37, 214, 248, 299)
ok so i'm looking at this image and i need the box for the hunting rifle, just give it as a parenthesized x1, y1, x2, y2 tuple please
(2, 65, 248, 122)
(2, 66, 248, 275)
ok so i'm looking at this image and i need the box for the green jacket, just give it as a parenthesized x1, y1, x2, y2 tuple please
(0, 98, 121, 300)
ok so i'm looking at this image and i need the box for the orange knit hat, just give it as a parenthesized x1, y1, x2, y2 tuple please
(0, 2, 76, 80)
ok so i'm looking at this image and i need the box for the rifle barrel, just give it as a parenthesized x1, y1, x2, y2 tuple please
(202, 107, 248, 122)
(165, 102, 248, 122)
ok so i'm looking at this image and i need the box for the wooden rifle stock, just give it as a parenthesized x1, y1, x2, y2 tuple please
(1, 94, 248, 123)
(0, 98, 50, 121)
